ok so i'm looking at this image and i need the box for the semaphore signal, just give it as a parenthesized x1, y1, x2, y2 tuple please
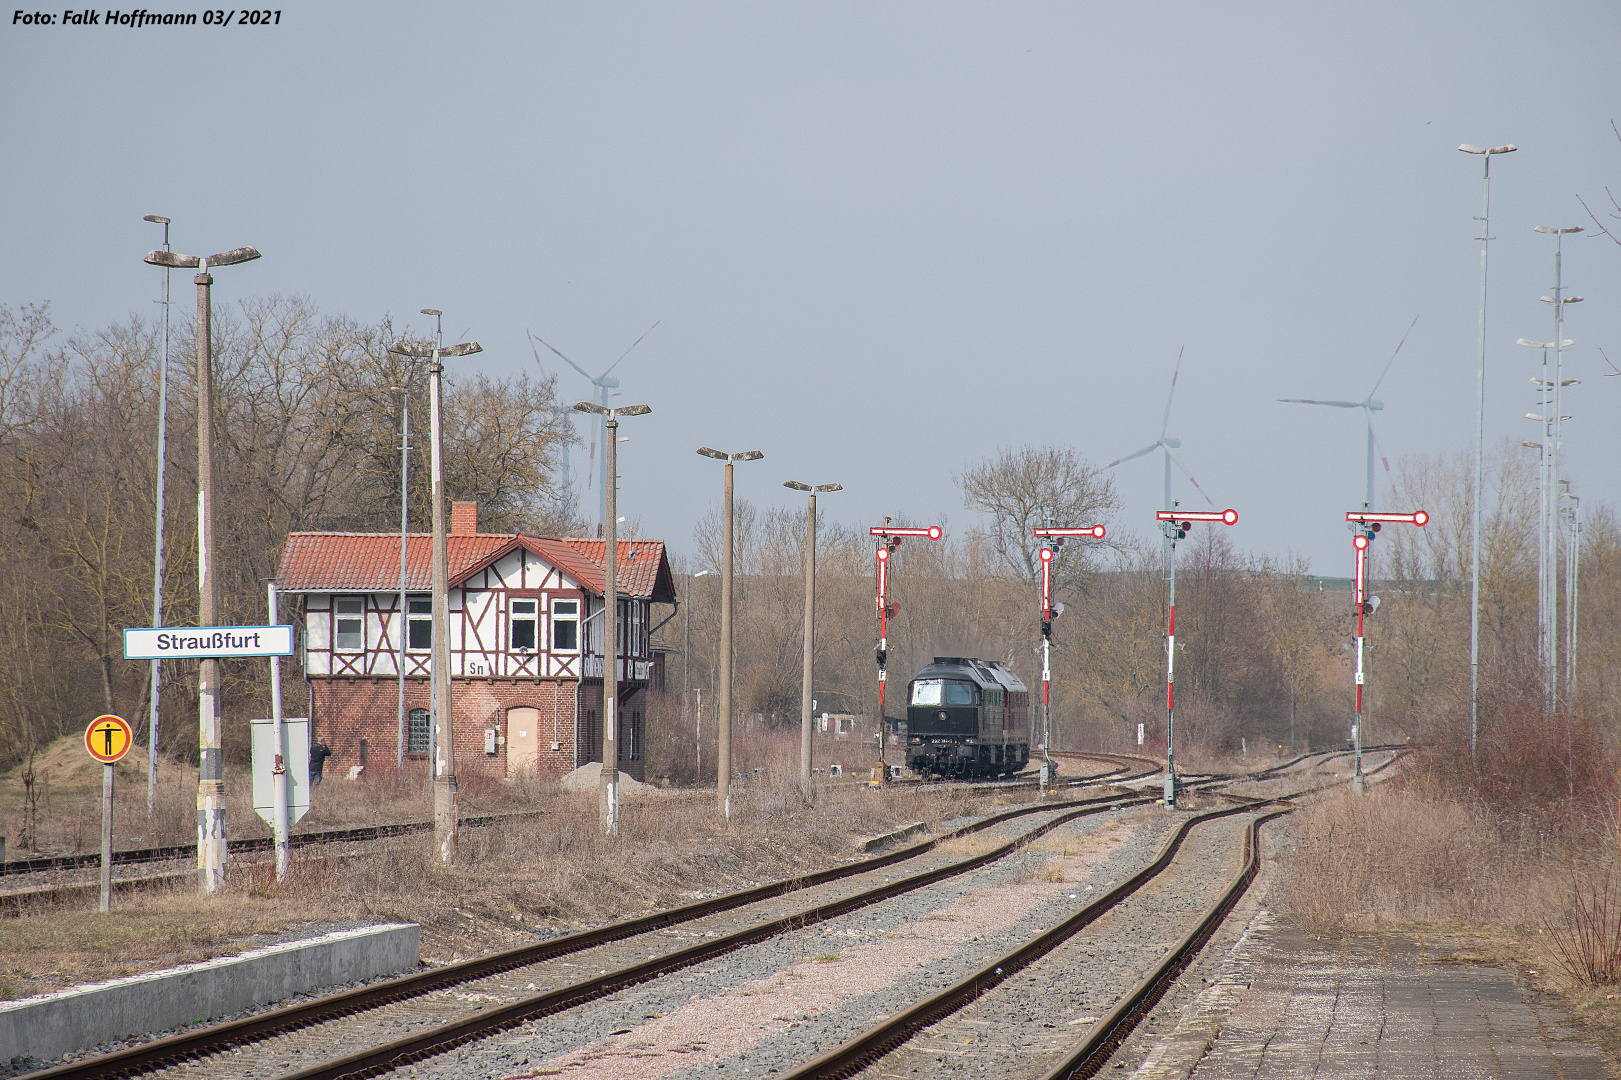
(869, 522, 944, 784)
(1032, 525, 1107, 792)
(1345, 506, 1427, 792)
(1157, 507, 1239, 807)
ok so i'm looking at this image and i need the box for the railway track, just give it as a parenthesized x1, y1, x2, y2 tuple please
(10, 749, 1391, 1080)
(0, 755, 1156, 913)
(13, 754, 1163, 1079)
(12, 749, 1394, 1076)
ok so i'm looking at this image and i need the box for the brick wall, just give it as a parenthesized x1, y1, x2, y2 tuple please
(310, 677, 590, 781)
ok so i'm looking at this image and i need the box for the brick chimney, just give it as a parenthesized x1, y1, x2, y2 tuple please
(450, 501, 478, 536)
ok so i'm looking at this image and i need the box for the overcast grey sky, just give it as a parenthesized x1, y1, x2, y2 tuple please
(4, 2, 1618, 574)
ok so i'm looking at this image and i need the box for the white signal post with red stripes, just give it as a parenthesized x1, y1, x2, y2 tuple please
(1033, 526, 1107, 791)
(869, 524, 943, 784)
(1156, 507, 1239, 807)
(1346, 509, 1428, 792)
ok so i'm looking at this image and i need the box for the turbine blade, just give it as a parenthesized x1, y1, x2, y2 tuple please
(1159, 346, 1185, 439)
(1107, 442, 1161, 469)
(600, 319, 662, 381)
(1165, 447, 1217, 506)
(529, 331, 594, 381)
(1279, 398, 1362, 408)
(1369, 314, 1419, 399)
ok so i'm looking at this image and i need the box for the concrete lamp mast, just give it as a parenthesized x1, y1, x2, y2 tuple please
(575, 401, 651, 836)
(1032, 525, 1107, 791)
(697, 446, 764, 820)
(142, 214, 172, 819)
(142, 243, 260, 893)
(867, 523, 943, 785)
(786, 481, 842, 804)
(1345, 509, 1428, 792)
(1154, 508, 1238, 808)
(389, 334, 483, 862)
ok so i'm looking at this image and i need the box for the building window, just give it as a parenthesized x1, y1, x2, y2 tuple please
(408, 596, 432, 651)
(335, 596, 364, 651)
(408, 708, 430, 753)
(511, 599, 537, 651)
(552, 599, 579, 652)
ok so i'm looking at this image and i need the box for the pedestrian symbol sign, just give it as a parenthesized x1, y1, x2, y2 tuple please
(86, 714, 133, 764)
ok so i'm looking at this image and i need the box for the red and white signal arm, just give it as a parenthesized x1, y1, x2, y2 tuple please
(870, 525, 943, 540)
(1353, 534, 1370, 550)
(1039, 548, 1054, 563)
(1156, 509, 1238, 526)
(1033, 525, 1107, 539)
(1346, 510, 1428, 527)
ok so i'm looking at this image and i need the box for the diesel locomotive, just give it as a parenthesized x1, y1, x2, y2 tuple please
(903, 657, 1031, 778)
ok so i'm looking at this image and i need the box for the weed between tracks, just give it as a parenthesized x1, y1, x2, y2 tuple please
(0, 756, 988, 1002)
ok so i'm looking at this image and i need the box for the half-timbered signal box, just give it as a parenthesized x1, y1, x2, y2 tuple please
(275, 502, 676, 782)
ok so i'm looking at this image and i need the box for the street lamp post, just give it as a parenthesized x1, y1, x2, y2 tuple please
(698, 447, 764, 819)
(142, 214, 172, 817)
(785, 481, 841, 803)
(867, 522, 943, 785)
(1345, 509, 1428, 792)
(683, 570, 710, 702)
(576, 401, 651, 836)
(1032, 525, 1107, 791)
(1155, 508, 1238, 807)
(390, 383, 412, 770)
(143, 242, 260, 893)
(390, 333, 482, 862)
(1457, 143, 1515, 755)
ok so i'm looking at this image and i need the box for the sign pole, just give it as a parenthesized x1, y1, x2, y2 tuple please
(100, 762, 113, 912)
(268, 581, 290, 882)
(868, 524, 943, 785)
(85, 714, 133, 912)
(1154, 509, 1238, 807)
(1345, 509, 1428, 792)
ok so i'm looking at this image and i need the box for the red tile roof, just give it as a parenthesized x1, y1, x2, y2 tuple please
(276, 532, 674, 602)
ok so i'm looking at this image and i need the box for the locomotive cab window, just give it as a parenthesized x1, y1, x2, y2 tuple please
(911, 679, 977, 706)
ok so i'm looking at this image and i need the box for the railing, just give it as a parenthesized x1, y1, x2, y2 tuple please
(581, 657, 653, 681)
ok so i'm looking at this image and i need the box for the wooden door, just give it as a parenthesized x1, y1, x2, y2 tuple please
(507, 707, 539, 777)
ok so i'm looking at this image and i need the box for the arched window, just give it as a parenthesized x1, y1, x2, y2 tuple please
(408, 708, 430, 753)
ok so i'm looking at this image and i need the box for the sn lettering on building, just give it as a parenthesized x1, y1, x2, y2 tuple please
(275, 502, 676, 781)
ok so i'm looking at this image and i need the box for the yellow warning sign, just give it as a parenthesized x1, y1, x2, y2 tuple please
(85, 714, 133, 764)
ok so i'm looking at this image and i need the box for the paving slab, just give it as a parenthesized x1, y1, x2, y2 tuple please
(1131, 909, 1612, 1079)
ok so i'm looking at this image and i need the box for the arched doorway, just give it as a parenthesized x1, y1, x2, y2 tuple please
(507, 707, 539, 777)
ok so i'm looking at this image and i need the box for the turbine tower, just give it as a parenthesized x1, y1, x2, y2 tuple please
(528, 323, 658, 533)
(1278, 317, 1418, 512)
(1106, 348, 1216, 515)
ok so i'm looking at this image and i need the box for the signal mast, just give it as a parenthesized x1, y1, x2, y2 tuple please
(1345, 508, 1427, 791)
(1155, 507, 1238, 807)
(868, 522, 943, 785)
(1032, 525, 1107, 791)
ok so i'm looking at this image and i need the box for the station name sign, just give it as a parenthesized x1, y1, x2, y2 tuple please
(124, 625, 295, 660)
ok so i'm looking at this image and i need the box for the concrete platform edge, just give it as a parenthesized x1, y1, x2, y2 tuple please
(0, 922, 420, 1064)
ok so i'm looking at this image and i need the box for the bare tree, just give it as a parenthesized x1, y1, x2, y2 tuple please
(958, 445, 1119, 605)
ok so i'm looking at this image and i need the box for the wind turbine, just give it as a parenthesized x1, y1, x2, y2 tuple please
(1106, 348, 1216, 515)
(528, 322, 659, 532)
(1278, 316, 1418, 512)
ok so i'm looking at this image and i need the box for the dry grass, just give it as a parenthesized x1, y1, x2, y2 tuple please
(1279, 784, 1584, 934)
(0, 756, 992, 1001)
